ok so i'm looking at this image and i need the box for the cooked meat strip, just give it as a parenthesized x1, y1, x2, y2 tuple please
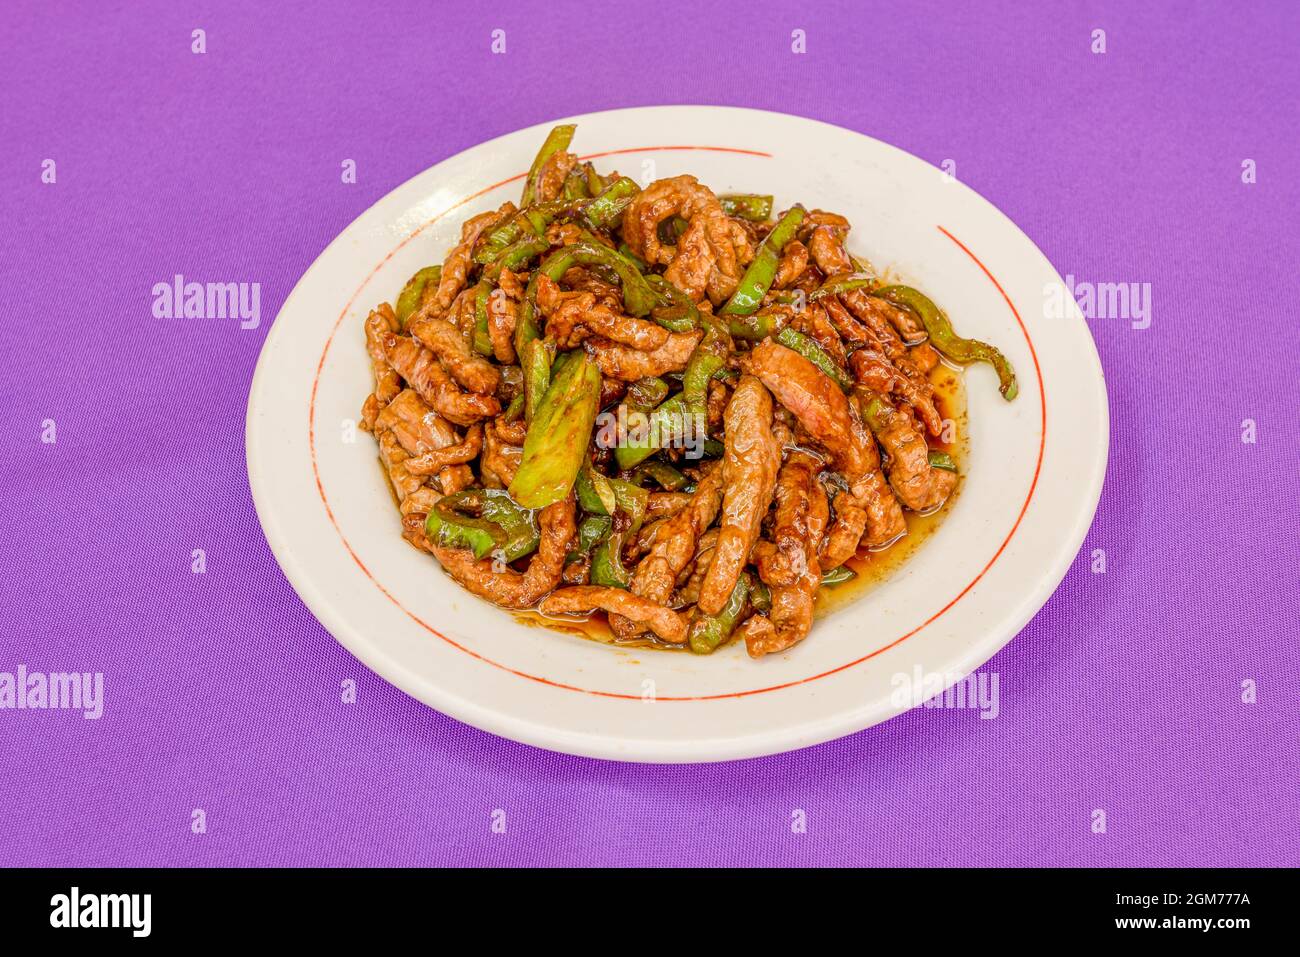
(910, 341, 940, 373)
(675, 528, 720, 604)
(735, 614, 776, 654)
(535, 275, 669, 351)
(431, 495, 575, 609)
(798, 209, 851, 238)
(584, 329, 702, 382)
(381, 334, 501, 426)
(773, 240, 809, 289)
(667, 207, 754, 303)
(747, 340, 875, 479)
(562, 557, 591, 586)
(613, 466, 723, 637)
(848, 343, 905, 396)
(757, 451, 823, 587)
(697, 376, 782, 615)
(863, 294, 927, 345)
(818, 487, 868, 568)
(748, 465, 828, 658)
(748, 340, 905, 551)
(622, 175, 753, 303)
(541, 586, 687, 644)
(865, 394, 957, 512)
(645, 491, 693, 521)
(375, 389, 457, 456)
(841, 295, 941, 433)
(545, 221, 584, 247)
(486, 289, 516, 364)
(808, 222, 928, 348)
(560, 267, 622, 304)
(790, 301, 848, 367)
(494, 270, 523, 303)
(361, 305, 402, 429)
(431, 203, 514, 312)
(376, 428, 426, 504)
(807, 225, 854, 275)
(820, 294, 871, 346)
(408, 313, 502, 395)
(534, 150, 578, 204)
(406, 423, 483, 475)
(480, 423, 522, 486)
(437, 464, 475, 495)
(492, 415, 528, 447)
(400, 499, 437, 552)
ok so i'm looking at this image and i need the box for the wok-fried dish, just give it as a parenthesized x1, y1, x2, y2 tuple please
(360, 125, 1018, 659)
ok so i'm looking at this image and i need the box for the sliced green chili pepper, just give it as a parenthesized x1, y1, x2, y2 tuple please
(583, 163, 605, 196)
(629, 461, 690, 491)
(719, 194, 774, 222)
(576, 515, 612, 554)
(521, 124, 576, 208)
(702, 438, 725, 458)
(503, 393, 525, 422)
(875, 285, 1018, 400)
(481, 237, 550, 281)
(689, 573, 750, 654)
(644, 274, 699, 332)
(727, 311, 779, 341)
(585, 476, 649, 589)
(626, 376, 669, 409)
(576, 467, 649, 519)
(562, 165, 590, 201)
(617, 243, 648, 272)
(571, 176, 639, 231)
(535, 241, 658, 316)
(721, 204, 806, 316)
(775, 327, 852, 391)
(809, 272, 878, 301)
(471, 282, 495, 356)
(820, 565, 857, 587)
(509, 350, 601, 508)
(748, 580, 772, 613)
(590, 539, 630, 588)
(425, 489, 540, 561)
(395, 266, 441, 325)
(474, 201, 562, 265)
(927, 450, 958, 473)
(521, 338, 552, 424)
(682, 315, 731, 421)
(575, 462, 617, 515)
(614, 393, 686, 470)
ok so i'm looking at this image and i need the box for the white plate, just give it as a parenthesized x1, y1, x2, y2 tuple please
(246, 106, 1107, 763)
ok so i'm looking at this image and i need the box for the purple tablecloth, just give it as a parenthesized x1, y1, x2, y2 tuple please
(2, 0, 1296, 867)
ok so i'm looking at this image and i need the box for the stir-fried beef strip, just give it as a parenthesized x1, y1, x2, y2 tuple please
(359, 124, 1018, 659)
(697, 376, 782, 615)
(431, 204, 515, 312)
(747, 454, 830, 658)
(381, 334, 501, 426)
(361, 305, 402, 430)
(584, 329, 702, 381)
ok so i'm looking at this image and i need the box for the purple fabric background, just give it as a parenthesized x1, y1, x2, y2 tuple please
(2, 0, 1296, 867)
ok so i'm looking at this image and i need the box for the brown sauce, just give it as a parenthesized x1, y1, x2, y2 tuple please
(515, 359, 969, 651)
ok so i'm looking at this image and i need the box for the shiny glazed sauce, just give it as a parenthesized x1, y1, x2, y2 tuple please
(517, 359, 968, 651)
